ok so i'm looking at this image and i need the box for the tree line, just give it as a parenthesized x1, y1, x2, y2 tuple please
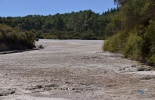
(0, 8, 119, 51)
(0, 8, 119, 40)
(104, 0, 155, 65)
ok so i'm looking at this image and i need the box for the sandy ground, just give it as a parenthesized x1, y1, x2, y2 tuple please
(0, 39, 155, 100)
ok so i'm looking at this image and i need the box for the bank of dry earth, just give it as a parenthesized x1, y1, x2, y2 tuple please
(0, 39, 155, 100)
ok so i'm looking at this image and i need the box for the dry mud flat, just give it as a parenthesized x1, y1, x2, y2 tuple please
(0, 39, 155, 100)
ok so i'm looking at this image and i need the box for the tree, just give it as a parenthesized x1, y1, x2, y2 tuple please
(105, 0, 155, 65)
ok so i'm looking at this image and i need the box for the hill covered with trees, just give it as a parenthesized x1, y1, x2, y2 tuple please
(0, 9, 119, 40)
(104, 0, 155, 65)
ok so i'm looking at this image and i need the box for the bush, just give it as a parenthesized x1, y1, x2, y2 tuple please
(0, 24, 35, 51)
(123, 32, 144, 60)
(147, 55, 155, 65)
(0, 43, 8, 51)
(103, 32, 126, 52)
(103, 22, 155, 65)
(103, 0, 155, 66)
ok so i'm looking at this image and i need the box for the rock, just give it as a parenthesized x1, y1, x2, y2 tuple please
(0, 88, 16, 96)
(33, 85, 43, 89)
(45, 84, 59, 88)
(131, 65, 136, 67)
(138, 67, 148, 71)
(38, 45, 44, 49)
(141, 76, 155, 80)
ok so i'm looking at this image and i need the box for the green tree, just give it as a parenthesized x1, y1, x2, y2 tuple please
(105, 0, 155, 65)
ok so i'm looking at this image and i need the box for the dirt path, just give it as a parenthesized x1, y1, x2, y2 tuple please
(0, 39, 155, 100)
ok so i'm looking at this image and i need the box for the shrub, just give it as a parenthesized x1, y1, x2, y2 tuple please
(0, 24, 35, 51)
(123, 32, 144, 60)
(103, 32, 126, 52)
(0, 43, 8, 51)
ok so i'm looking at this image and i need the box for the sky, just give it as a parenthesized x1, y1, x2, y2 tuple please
(0, 0, 116, 17)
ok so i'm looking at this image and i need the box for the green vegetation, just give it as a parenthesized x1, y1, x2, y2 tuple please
(0, 9, 119, 40)
(104, 0, 155, 65)
(0, 9, 119, 51)
(0, 8, 120, 51)
(0, 24, 35, 51)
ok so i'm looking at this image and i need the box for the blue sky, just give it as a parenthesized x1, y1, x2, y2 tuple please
(0, 0, 116, 17)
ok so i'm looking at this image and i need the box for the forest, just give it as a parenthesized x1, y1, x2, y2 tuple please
(0, 8, 118, 40)
(104, 0, 155, 65)
(0, 8, 118, 51)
